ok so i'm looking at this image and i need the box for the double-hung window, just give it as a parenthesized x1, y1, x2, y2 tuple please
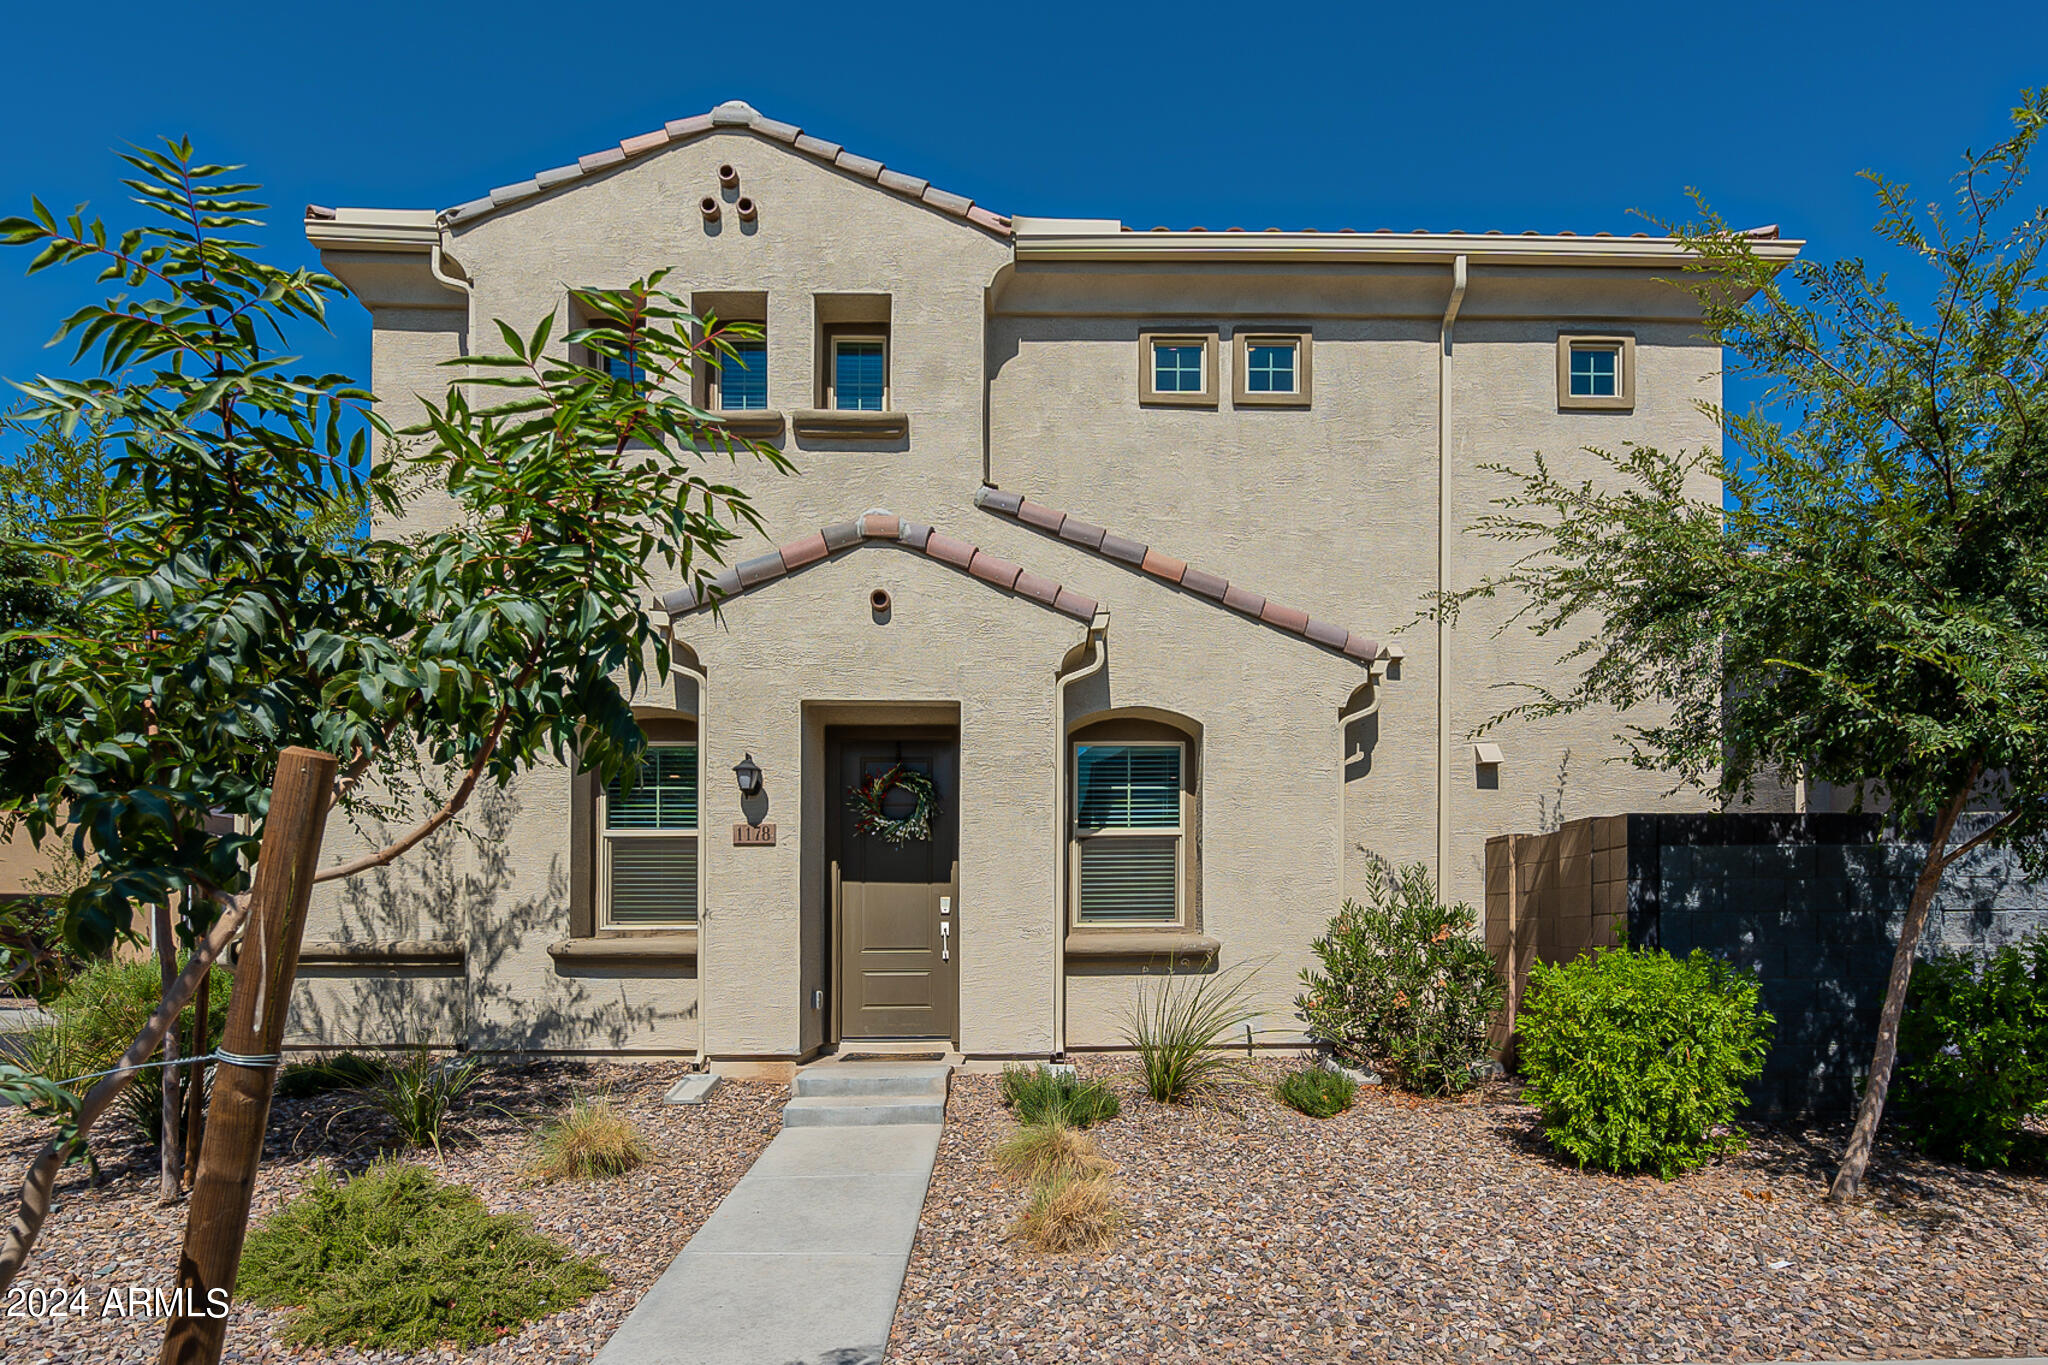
(832, 337, 887, 411)
(718, 335, 768, 410)
(1073, 742, 1185, 925)
(600, 745, 699, 927)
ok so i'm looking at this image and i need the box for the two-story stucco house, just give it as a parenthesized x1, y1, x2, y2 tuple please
(294, 100, 1800, 1072)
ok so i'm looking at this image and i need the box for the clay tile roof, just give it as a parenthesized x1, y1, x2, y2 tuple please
(426, 99, 1010, 237)
(973, 485, 1382, 664)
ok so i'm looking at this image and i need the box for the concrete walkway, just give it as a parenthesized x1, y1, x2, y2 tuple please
(594, 1062, 947, 1365)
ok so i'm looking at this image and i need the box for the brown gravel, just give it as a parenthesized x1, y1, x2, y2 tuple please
(0, 1060, 783, 1363)
(891, 1063, 2048, 1364)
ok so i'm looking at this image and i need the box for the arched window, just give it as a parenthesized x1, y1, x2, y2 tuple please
(1069, 715, 1199, 930)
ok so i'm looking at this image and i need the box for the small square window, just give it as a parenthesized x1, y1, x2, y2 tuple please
(833, 338, 886, 411)
(1557, 333, 1635, 411)
(1232, 331, 1312, 407)
(719, 335, 768, 410)
(1138, 332, 1217, 407)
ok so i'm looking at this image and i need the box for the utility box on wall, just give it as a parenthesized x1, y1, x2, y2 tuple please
(1486, 813, 2048, 1116)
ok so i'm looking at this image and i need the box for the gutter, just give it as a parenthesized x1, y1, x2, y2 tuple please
(1050, 610, 1110, 1060)
(1437, 255, 1468, 889)
(1012, 228, 1803, 270)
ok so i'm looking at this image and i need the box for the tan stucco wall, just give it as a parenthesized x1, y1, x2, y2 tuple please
(300, 125, 1722, 1060)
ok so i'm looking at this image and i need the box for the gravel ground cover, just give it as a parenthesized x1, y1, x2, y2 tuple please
(892, 1062, 2048, 1364)
(0, 1060, 782, 1364)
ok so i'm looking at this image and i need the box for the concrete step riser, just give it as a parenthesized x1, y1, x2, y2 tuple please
(781, 1101, 946, 1128)
(793, 1074, 949, 1099)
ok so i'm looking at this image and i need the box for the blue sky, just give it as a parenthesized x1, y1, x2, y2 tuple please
(2, 0, 2043, 449)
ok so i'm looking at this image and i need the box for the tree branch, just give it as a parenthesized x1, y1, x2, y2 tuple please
(310, 704, 509, 884)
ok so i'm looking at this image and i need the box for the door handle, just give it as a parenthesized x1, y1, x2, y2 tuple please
(940, 920, 950, 961)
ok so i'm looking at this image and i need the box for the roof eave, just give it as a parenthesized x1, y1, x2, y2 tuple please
(1013, 231, 1805, 269)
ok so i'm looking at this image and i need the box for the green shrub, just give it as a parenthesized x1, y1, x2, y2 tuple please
(1275, 1065, 1357, 1118)
(365, 1047, 483, 1155)
(1121, 956, 1263, 1103)
(998, 1065, 1121, 1128)
(1896, 932, 2048, 1168)
(532, 1097, 647, 1181)
(274, 1052, 388, 1099)
(1294, 856, 1505, 1096)
(1518, 946, 1772, 1178)
(239, 1159, 605, 1349)
(24, 957, 232, 1145)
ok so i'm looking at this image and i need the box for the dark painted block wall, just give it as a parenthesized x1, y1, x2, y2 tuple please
(1619, 813, 2045, 1116)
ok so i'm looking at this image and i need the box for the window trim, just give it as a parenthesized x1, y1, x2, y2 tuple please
(1138, 331, 1219, 408)
(1556, 332, 1636, 411)
(1232, 330, 1312, 408)
(1069, 738, 1191, 931)
(596, 742, 700, 931)
(828, 333, 890, 412)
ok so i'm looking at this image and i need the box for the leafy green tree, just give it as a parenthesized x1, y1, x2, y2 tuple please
(1437, 91, 2048, 1198)
(0, 140, 783, 1284)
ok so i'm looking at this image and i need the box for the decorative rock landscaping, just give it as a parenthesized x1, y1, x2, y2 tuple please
(0, 1060, 782, 1364)
(891, 1064, 2048, 1363)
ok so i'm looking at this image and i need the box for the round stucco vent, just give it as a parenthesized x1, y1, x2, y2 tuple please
(735, 196, 757, 222)
(699, 195, 721, 222)
(717, 163, 739, 188)
(869, 587, 892, 617)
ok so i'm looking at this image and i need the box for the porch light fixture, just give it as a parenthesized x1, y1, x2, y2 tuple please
(733, 752, 764, 796)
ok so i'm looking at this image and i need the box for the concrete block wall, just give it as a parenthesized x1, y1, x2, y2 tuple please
(1486, 812, 2047, 1116)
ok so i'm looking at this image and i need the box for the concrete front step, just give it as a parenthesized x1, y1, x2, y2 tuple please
(792, 1061, 951, 1099)
(782, 1092, 947, 1127)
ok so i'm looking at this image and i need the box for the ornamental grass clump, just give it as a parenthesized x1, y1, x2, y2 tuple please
(533, 1097, 649, 1181)
(274, 1052, 387, 1099)
(1895, 931, 2048, 1169)
(1517, 945, 1773, 1178)
(1013, 1169, 1120, 1253)
(995, 1120, 1111, 1185)
(1295, 855, 1505, 1096)
(1275, 1064, 1357, 1119)
(998, 1064, 1121, 1127)
(365, 1047, 484, 1156)
(239, 1159, 606, 1350)
(1122, 956, 1264, 1103)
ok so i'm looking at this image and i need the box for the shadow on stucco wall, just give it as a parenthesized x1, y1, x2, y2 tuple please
(291, 783, 689, 1053)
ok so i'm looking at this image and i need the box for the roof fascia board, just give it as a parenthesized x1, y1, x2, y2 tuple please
(1014, 231, 1803, 268)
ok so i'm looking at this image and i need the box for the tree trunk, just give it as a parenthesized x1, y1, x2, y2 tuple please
(159, 747, 335, 1365)
(1827, 784, 1969, 1201)
(152, 900, 183, 1205)
(183, 967, 210, 1191)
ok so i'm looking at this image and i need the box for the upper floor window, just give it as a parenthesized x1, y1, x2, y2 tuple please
(717, 334, 768, 410)
(1137, 331, 1218, 408)
(832, 337, 887, 411)
(1556, 333, 1636, 411)
(1233, 331, 1312, 407)
(601, 744, 699, 928)
(580, 321, 646, 387)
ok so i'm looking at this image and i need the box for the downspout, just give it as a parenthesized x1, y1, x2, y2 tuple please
(1051, 609, 1110, 1060)
(672, 649, 712, 1070)
(1437, 255, 1468, 889)
(429, 239, 472, 300)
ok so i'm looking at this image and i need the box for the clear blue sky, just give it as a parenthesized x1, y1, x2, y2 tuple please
(2, 0, 2043, 450)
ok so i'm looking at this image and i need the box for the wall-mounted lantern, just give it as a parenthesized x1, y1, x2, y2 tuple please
(733, 752, 764, 797)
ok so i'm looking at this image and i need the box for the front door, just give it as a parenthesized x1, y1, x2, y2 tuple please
(830, 732, 959, 1041)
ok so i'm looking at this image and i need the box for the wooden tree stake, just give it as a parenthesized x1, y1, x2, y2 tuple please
(157, 747, 335, 1365)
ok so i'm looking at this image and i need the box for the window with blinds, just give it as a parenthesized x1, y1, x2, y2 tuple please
(601, 745, 698, 928)
(1074, 742, 1184, 924)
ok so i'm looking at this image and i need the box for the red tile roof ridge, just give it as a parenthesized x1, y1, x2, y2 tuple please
(972, 485, 1381, 663)
(431, 99, 1010, 239)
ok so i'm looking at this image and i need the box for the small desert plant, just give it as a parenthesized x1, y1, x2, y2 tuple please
(365, 1047, 483, 1155)
(1013, 1170, 1120, 1253)
(1275, 1065, 1357, 1119)
(275, 1052, 388, 1099)
(995, 1120, 1111, 1185)
(239, 1159, 606, 1349)
(1121, 955, 1264, 1103)
(532, 1097, 648, 1181)
(998, 1064, 1121, 1128)
(1895, 932, 2048, 1168)
(24, 957, 232, 1144)
(1295, 855, 1505, 1096)
(1518, 945, 1773, 1178)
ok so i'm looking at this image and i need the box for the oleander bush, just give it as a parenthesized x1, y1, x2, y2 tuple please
(239, 1160, 605, 1349)
(1518, 945, 1773, 1178)
(1275, 1064, 1357, 1119)
(274, 1052, 388, 1099)
(998, 1064, 1121, 1127)
(1295, 855, 1505, 1096)
(1895, 932, 2048, 1168)
(24, 957, 231, 1145)
(532, 1097, 648, 1181)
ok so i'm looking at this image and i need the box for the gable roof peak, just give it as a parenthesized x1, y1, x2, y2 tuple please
(710, 99, 760, 125)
